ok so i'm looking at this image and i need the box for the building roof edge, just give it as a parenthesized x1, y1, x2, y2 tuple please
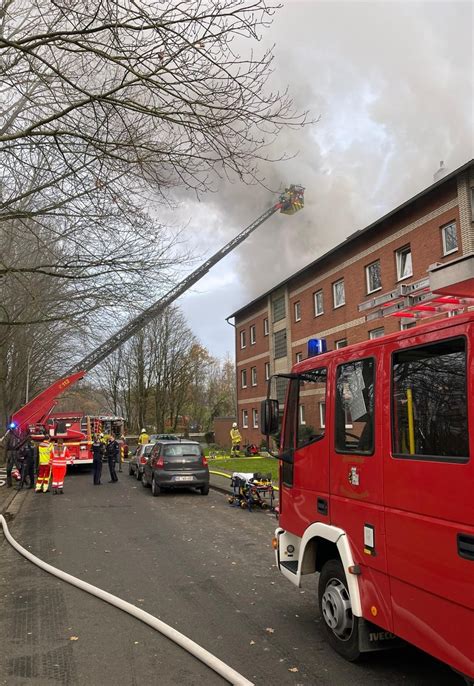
(228, 158, 473, 321)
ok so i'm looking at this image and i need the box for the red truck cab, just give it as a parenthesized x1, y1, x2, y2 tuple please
(263, 311, 474, 680)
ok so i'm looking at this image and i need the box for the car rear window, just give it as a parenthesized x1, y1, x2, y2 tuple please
(144, 445, 154, 455)
(163, 445, 201, 458)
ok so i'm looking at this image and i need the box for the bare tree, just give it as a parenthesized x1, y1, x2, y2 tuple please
(0, 0, 306, 427)
(1, 0, 305, 218)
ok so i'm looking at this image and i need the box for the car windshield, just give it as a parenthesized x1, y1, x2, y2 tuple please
(163, 445, 200, 457)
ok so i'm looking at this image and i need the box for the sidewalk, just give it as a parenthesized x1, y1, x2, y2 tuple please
(209, 470, 234, 495)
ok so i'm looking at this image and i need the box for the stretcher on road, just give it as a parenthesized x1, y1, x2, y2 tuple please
(228, 472, 275, 512)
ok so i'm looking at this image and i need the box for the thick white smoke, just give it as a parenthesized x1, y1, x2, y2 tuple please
(169, 0, 473, 356)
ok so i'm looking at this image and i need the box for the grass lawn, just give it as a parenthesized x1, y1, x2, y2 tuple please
(209, 456, 279, 481)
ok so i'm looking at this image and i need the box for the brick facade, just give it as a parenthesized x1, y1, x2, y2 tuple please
(230, 161, 474, 445)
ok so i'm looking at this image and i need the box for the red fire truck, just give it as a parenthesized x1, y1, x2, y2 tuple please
(261, 256, 474, 681)
(29, 413, 125, 465)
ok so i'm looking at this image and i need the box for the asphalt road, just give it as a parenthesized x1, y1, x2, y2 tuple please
(0, 466, 463, 686)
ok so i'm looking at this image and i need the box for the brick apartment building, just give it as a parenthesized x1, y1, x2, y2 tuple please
(228, 159, 474, 446)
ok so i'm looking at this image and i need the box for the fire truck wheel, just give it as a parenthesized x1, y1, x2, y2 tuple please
(151, 476, 160, 497)
(318, 559, 360, 662)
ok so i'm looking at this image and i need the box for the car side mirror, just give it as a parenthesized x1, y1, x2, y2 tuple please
(260, 399, 279, 436)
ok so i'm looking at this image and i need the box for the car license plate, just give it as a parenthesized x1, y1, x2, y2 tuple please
(174, 475, 193, 481)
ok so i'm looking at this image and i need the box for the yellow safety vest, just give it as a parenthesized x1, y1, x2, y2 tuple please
(38, 443, 51, 465)
(138, 433, 149, 445)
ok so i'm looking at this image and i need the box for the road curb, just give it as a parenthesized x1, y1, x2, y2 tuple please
(0, 485, 25, 518)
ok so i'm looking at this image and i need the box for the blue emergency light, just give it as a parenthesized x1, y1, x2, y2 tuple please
(9, 421, 16, 429)
(307, 338, 327, 358)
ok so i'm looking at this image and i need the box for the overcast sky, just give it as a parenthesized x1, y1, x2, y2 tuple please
(166, 0, 473, 359)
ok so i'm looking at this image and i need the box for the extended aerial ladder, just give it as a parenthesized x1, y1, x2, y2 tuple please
(8, 186, 305, 434)
(359, 251, 474, 321)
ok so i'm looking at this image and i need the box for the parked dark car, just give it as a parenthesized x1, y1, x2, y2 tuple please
(129, 443, 155, 480)
(142, 441, 209, 496)
(149, 433, 179, 442)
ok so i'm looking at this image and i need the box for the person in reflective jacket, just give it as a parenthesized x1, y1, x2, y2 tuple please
(50, 438, 72, 494)
(35, 435, 52, 493)
(137, 429, 149, 446)
(230, 422, 242, 457)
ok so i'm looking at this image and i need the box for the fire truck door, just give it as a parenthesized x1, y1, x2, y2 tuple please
(383, 332, 474, 673)
(280, 369, 330, 538)
(329, 355, 392, 629)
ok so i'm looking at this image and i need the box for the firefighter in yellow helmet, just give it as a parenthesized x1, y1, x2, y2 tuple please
(137, 428, 149, 446)
(230, 422, 242, 458)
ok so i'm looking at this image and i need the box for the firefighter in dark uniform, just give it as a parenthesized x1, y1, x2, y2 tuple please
(5, 429, 21, 488)
(106, 435, 119, 483)
(91, 434, 104, 485)
(18, 438, 36, 489)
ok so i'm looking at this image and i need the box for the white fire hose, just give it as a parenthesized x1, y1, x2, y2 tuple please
(0, 514, 253, 686)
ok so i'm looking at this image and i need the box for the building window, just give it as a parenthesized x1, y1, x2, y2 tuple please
(314, 290, 324, 316)
(250, 325, 256, 345)
(335, 339, 347, 349)
(240, 330, 246, 349)
(441, 222, 458, 256)
(295, 351, 303, 363)
(265, 362, 270, 380)
(369, 327, 384, 339)
(241, 369, 247, 388)
(242, 409, 248, 428)
(333, 279, 345, 308)
(396, 245, 413, 281)
(299, 404, 306, 425)
(294, 301, 301, 322)
(252, 408, 258, 429)
(263, 318, 269, 336)
(272, 295, 286, 323)
(400, 319, 416, 330)
(251, 366, 257, 386)
(366, 260, 382, 294)
(319, 402, 326, 429)
(274, 329, 287, 358)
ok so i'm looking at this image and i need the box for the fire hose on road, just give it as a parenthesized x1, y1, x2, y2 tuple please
(0, 514, 253, 686)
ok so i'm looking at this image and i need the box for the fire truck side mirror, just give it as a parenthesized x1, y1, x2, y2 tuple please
(261, 399, 279, 436)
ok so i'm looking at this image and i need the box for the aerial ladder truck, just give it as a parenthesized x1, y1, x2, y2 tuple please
(5, 186, 305, 449)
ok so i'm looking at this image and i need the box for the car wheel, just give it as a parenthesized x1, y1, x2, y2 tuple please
(136, 466, 142, 481)
(128, 463, 133, 476)
(318, 559, 360, 662)
(200, 484, 209, 496)
(141, 472, 148, 488)
(151, 476, 161, 497)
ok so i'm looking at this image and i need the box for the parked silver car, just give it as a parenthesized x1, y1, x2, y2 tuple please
(128, 443, 155, 480)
